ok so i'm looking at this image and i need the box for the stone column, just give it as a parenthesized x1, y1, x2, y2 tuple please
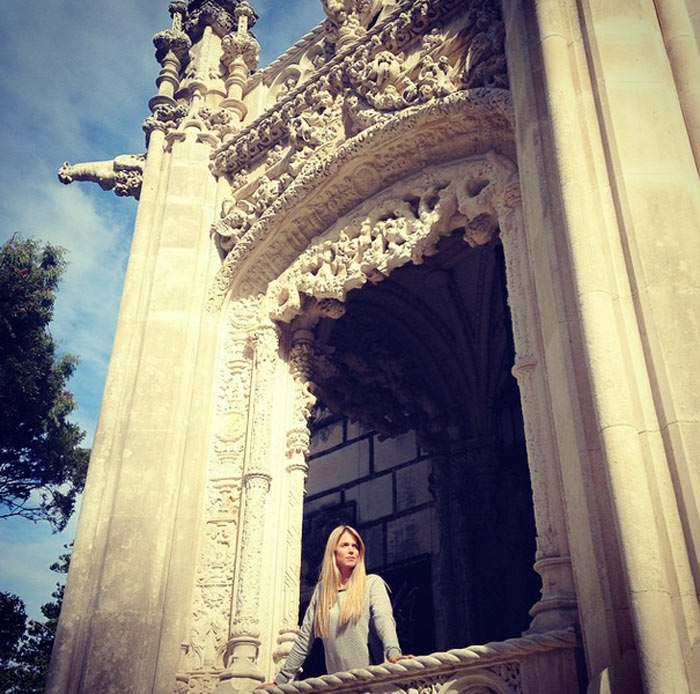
(217, 322, 279, 692)
(502, 0, 700, 690)
(428, 454, 462, 650)
(274, 329, 317, 663)
(45, 115, 169, 694)
(494, 185, 578, 635)
(654, 0, 700, 172)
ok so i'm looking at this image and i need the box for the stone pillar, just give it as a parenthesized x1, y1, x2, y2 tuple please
(150, 2, 191, 110)
(654, 0, 700, 172)
(494, 185, 578, 635)
(46, 107, 221, 692)
(428, 454, 462, 651)
(217, 322, 279, 692)
(502, 0, 700, 690)
(274, 329, 317, 663)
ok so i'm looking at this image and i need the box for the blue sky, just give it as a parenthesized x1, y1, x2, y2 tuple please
(0, 0, 325, 620)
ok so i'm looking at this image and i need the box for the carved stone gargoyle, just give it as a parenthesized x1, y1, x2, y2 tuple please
(58, 153, 146, 199)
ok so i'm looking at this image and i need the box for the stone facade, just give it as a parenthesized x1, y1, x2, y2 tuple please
(49, 1, 700, 694)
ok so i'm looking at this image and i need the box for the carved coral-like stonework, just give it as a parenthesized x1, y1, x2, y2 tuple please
(264, 153, 517, 324)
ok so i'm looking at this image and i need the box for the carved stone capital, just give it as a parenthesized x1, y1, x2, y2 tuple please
(142, 102, 190, 139)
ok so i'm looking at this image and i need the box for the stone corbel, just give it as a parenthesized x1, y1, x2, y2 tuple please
(57, 154, 146, 200)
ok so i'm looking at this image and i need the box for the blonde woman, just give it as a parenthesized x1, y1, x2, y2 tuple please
(271, 525, 413, 684)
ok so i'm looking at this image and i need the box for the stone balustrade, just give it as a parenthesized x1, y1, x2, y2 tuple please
(261, 629, 581, 694)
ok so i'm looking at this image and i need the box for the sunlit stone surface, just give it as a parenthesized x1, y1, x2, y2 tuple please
(50, 1, 700, 693)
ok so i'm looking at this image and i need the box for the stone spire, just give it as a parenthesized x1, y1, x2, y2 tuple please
(150, 2, 191, 110)
(143, 0, 260, 146)
(219, 2, 260, 122)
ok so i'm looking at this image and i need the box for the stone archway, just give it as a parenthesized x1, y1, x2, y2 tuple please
(192, 149, 579, 692)
(302, 229, 541, 653)
(257, 152, 579, 661)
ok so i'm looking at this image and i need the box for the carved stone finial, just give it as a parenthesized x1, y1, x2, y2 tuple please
(169, 0, 188, 17)
(321, 0, 381, 51)
(153, 28, 192, 64)
(234, 1, 258, 29)
(184, 0, 257, 39)
(221, 31, 260, 72)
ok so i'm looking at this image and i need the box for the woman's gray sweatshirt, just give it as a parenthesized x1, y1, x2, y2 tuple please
(275, 574, 402, 684)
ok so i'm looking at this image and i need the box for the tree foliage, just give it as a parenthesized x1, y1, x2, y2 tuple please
(0, 548, 70, 693)
(0, 235, 89, 530)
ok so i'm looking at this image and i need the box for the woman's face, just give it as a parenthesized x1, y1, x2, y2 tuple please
(334, 530, 360, 574)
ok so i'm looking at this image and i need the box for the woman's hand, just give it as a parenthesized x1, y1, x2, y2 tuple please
(389, 654, 415, 663)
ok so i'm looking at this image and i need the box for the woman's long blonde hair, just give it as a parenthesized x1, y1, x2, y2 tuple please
(314, 525, 367, 638)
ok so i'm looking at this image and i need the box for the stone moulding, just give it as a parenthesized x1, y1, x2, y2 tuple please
(253, 24, 326, 90)
(207, 88, 514, 309)
(261, 628, 579, 694)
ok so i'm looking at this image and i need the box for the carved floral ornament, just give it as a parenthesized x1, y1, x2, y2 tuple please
(201, 4, 500, 228)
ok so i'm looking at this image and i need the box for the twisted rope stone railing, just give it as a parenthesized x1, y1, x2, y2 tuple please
(262, 628, 580, 694)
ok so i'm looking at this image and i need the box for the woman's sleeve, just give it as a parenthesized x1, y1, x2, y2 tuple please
(368, 575, 402, 661)
(274, 587, 319, 684)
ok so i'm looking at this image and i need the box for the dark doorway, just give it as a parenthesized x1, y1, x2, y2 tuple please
(301, 230, 539, 665)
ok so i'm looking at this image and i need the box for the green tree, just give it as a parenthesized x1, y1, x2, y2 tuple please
(0, 548, 71, 693)
(0, 592, 26, 666)
(0, 235, 89, 530)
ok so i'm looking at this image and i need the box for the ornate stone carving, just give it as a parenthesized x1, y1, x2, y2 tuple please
(175, 301, 258, 691)
(264, 154, 516, 325)
(257, 629, 578, 694)
(313, 344, 446, 448)
(275, 333, 317, 663)
(210, 0, 491, 178)
(143, 102, 190, 139)
(344, 35, 458, 112)
(220, 320, 279, 685)
(57, 154, 146, 199)
(184, 1, 255, 39)
(493, 175, 578, 633)
(208, 90, 514, 307)
(461, 2, 507, 89)
(221, 29, 259, 72)
(322, 0, 382, 52)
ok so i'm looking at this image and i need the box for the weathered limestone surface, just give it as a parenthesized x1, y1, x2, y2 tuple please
(49, 1, 700, 693)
